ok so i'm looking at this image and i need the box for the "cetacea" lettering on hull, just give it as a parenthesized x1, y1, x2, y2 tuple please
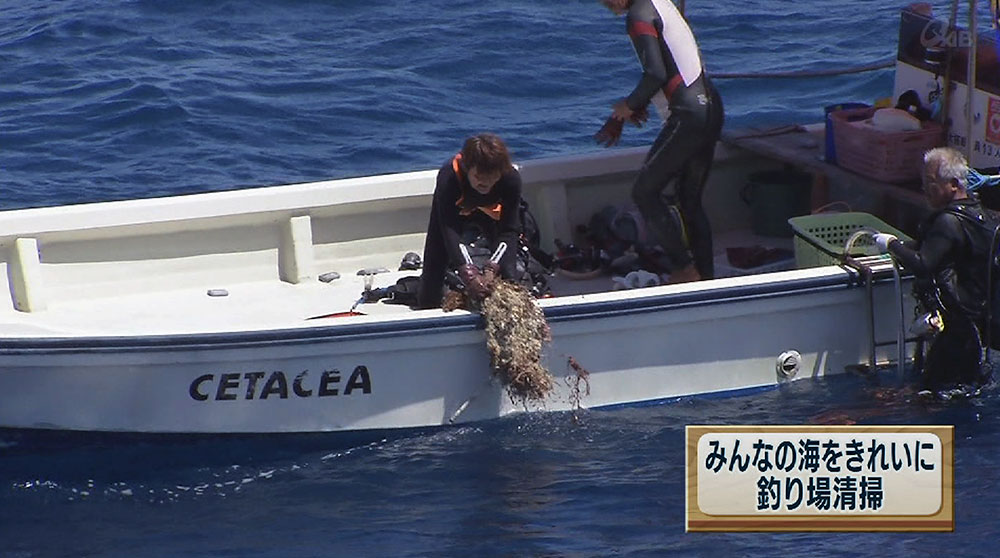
(189, 366, 372, 401)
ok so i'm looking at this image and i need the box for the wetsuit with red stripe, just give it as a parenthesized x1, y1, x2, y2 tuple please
(416, 155, 522, 308)
(624, 0, 723, 279)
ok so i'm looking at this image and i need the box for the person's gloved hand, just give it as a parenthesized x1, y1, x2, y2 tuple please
(594, 116, 624, 147)
(628, 105, 649, 127)
(458, 263, 488, 300)
(481, 261, 501, 293)
(873, 233, 898, 253)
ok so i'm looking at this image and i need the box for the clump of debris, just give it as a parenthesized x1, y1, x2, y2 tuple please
(481, 280, 554, 403)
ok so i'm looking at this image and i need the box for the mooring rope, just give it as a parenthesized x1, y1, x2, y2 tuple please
(710, 59, 895, 80)
(968, 169, 1000, 191)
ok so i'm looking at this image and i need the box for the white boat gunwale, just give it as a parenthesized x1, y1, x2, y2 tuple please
(0, 264, 897, 353)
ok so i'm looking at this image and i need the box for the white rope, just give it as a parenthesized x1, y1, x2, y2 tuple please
(711, 60, 895, 80)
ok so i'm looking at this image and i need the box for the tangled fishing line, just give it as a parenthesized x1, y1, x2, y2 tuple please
(481, 281, 554, 403)
(443, 280, 554, 403)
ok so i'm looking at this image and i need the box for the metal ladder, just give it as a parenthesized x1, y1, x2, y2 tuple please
(842, 254, 910, 376)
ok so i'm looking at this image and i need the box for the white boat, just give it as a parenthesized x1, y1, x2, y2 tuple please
(0, 143, 915, 436)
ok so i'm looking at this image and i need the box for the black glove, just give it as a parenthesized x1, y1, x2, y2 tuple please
(594, 116, 624, 147)
(458, 263, 488, 300)
(628, 105, 649, 127)
(481, 261, 501, 293)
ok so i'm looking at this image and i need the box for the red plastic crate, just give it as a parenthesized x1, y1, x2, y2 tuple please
(830, 106, 944, 183)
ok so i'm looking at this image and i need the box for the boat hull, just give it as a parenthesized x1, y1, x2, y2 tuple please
(0, 267, 911, 434)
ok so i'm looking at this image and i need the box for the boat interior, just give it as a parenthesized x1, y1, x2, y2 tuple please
(0, 124, 932, 338)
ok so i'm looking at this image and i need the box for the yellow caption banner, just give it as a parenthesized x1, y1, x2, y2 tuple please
(686, 425, 954, 532)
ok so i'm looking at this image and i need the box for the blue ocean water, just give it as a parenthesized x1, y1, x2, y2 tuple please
(0, 0, 912, 210)
(3, 0, 1000, 556)
(2, 373, 999, 557)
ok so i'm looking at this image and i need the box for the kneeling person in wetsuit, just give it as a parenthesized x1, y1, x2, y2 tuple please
(595, 0, 724, 283)
(873, 147, 996, 392)
(416, 133, 522, 309)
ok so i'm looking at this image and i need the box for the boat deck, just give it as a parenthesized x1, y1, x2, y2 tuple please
(721, 125, 929, 234)
(0, 227, 797, 339)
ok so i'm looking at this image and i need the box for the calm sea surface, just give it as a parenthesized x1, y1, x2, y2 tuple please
(2, 1, 1000, 556)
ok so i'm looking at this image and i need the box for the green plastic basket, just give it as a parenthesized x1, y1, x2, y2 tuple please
(787, 212, 911, 268)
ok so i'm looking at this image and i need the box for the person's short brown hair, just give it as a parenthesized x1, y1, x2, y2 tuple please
(461, 133, 513, 176)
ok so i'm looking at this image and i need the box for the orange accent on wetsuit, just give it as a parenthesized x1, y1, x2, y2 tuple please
(628, 20, 658, 39)
(627, 19, 684, 101)
(452, 153, 503, 221)
(664, 75, 683, 99)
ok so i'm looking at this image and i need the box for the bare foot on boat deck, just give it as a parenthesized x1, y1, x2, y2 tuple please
(665, 264, 701, 284)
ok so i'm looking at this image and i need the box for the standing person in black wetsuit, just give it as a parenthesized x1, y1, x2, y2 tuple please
(873, 147, 996, 393)
(416, 133, 522, 309)
(595, 0, 724, 283)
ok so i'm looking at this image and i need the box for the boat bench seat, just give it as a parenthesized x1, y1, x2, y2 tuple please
(280, 215, 315, 284)
(6, 237, 45, 313)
